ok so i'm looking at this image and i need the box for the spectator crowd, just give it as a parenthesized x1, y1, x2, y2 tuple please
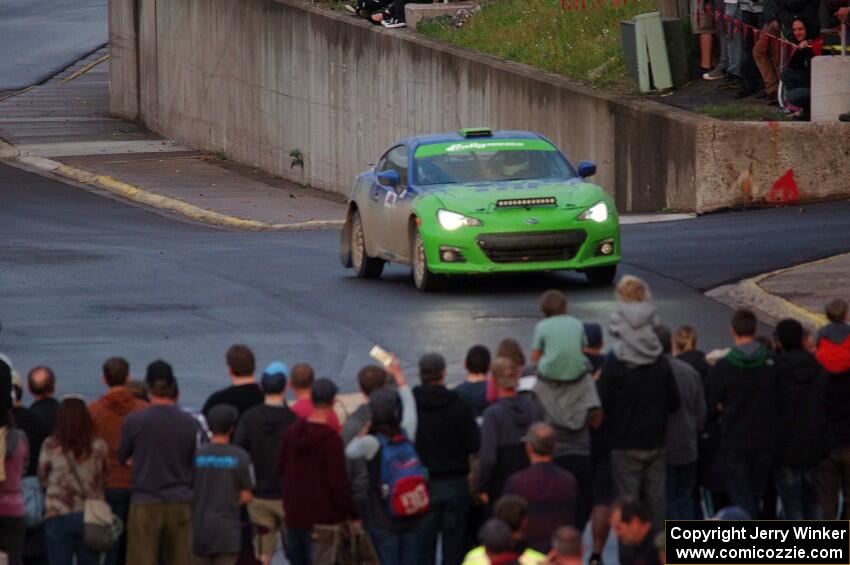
(691, 0, 850, 120)
(1, 281, 850, 565)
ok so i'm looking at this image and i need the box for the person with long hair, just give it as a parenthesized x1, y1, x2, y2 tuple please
(673, 326, 710, 382)
(781, 17, 823, 120)
(486, 338, 530, 404)
(38, 397, 108, 565)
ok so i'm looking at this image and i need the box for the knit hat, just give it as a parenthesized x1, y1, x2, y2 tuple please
(261, 361, 289, 394)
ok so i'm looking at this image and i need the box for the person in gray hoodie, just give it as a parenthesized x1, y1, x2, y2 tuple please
(654, 326, 706, 520)
(478, 357, 544, 503)
(708, 309, 781, 519)
(608, 276, 663, 368)
(341, 363, 405, 517)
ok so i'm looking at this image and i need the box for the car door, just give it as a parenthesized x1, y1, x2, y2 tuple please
(387, 148, 419, 262)
(360, 146, 399, 259)
(373, 145, 411, 260)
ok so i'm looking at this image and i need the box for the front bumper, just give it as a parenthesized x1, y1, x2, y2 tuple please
(418, 219, 620, 275)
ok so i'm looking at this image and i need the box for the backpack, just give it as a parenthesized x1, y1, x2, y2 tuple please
(377, 434, 430, 518)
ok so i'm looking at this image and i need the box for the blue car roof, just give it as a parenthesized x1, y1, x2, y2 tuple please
(399, 130, 544, 149)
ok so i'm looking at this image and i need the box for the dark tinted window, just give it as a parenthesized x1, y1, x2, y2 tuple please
(378, 145, 409, 187)
(414, 142, 574, 185)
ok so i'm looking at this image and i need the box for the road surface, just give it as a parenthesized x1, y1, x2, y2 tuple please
(3, 162, 850, 407)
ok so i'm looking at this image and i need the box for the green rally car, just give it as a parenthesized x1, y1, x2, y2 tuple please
(339, 128, 620, 291)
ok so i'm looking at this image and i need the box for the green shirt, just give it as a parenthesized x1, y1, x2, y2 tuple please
(532, 314, 589, 382)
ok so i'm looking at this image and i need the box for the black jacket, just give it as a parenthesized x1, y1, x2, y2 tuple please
(30, 397, 59, 434)
(787, 42, 819, 85)
(776, 349, 829, 468)
(826, 372, 850, 448)
(479, 396, 544, 499)
(677, 350, 711, 383)
(11, 406, 48, 476)
(234, 403, 298, 499)
(202, 384, 264, 423)
(414, 384, 480, 480)
(598, 356, 680, 450)
(708, 343, 781, 452)
(0, 358, 10, 423)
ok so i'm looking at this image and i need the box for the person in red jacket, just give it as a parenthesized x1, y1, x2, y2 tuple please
(816, 300, 850, 374)
(88, 357, 148, 565)
(816, 299, 850, 518)
(279, 378, 356, 565)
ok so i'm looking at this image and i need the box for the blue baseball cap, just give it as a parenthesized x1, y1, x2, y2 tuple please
(261, 361, 289, 394)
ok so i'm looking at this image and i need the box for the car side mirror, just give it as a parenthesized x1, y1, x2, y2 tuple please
(578, 160, 597, 178)
(377, 170, 401, 188)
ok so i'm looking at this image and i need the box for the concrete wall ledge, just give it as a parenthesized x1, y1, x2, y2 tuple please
(109, 0, 850, 213)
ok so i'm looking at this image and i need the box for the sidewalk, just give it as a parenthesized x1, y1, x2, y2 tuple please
(0, 48, 346, 230)
(710, 253, 849, 329)
(757, 253, 850, 324)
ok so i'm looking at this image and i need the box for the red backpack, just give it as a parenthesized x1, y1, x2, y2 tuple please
(377, 434, 430, 518)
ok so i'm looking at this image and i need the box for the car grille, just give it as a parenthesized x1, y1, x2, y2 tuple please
(476, 230, 587, 263)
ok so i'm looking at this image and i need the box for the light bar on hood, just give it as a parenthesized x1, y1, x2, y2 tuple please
(495, 197, 557, 209)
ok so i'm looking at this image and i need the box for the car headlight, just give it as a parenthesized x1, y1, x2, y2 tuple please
(437, 209, 483, 230)
(578, 201, 609, 223)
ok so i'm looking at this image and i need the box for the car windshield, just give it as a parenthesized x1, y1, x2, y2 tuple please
(413, 139, 575, 186)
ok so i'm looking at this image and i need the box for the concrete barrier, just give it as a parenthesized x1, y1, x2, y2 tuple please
(812, 56, 850, 123)
(108, 0, 850, 213)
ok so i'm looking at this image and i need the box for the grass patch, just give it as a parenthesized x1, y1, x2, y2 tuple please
(417, 0, 657, 88)
(693, 103, 790, 121)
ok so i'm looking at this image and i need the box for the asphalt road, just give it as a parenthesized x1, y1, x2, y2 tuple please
(0, 0, 106, 92)
(3, 162, 850, 408)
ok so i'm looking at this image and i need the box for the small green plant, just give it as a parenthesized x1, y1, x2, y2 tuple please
(289, 149, 305, 170)
(214, 150, 226, 161)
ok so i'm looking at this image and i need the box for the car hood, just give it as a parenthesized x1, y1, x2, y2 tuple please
(417, 179, 609, 215)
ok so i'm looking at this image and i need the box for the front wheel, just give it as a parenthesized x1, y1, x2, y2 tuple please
(411, 229, 444, 291)
(351, 210, 385, 279)
(585, 265, 617, 285)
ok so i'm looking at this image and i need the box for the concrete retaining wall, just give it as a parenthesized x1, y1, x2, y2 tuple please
(697, 120, 850, 210)
(108, 0, 850, 213)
